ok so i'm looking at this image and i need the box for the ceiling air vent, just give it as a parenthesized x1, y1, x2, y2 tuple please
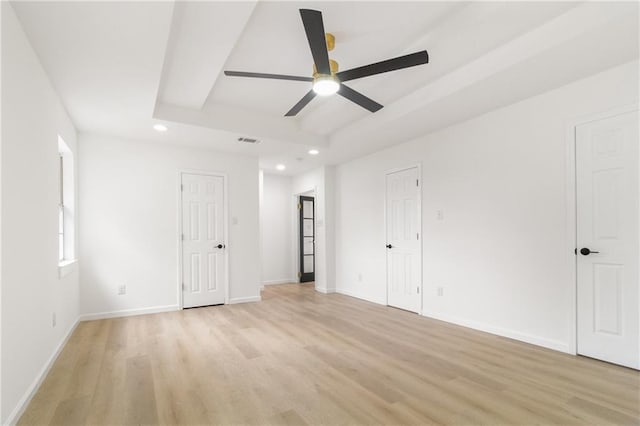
(237, 137, 260, 144)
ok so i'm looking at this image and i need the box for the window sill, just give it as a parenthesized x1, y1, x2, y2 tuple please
(58, 259, 78, 279)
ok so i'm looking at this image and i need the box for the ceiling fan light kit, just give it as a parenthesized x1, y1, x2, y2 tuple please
(312, 75, 339, 96)
(224, 8, 429, 116)
(312, 52, 339, 95)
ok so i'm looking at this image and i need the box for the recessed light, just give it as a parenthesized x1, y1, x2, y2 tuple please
(308, 149, 319, 155)
(153, 124, 168, 132)
(276, 164, 286, 171)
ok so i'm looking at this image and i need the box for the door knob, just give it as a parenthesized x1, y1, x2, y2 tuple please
(580, 247, 599, 255)
(216, 244, 225, 249)
(386, 244, 393, 249)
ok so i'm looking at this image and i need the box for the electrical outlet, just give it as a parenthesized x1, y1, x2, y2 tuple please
(52, 312, 56, 327)
(118, 284, 127, 295)
(436, 210, 444, 221)
(437, 287, 444, 297)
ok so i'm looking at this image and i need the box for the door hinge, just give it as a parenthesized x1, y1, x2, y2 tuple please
(416, 179, 419, 187)
(417, 233, 419, 240)
(297, 203, 302, 210)
(181, 184, 184, 191)
(182, 283, 185, 290)
(417, 286, 420, 293)
(181, 234, 184, 241)
(297, 272, 302, 278)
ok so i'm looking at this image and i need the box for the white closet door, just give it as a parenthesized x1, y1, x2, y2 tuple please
(576, 110, 639, 369)
(386, 167, 422, 313)
(182, 173, 226, 308)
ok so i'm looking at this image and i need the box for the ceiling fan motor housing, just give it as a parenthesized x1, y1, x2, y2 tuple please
(313, 58, 339, 79)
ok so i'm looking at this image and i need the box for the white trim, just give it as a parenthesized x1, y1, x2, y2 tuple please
(422, 310, 571, 354)
(314, 287, 336, 294)
(384, 163, 423, 313)
(57, 258, 77, 279)
(337, 288, 571, 353)
(228, 296, 261, 304)
(78, 304, 179, 321)
(57, 135, 76, 263)
(262, 279, 295, 286)
(564, 103, 640, 356)
(336, 288, 386, 305)
(177, 169, 230, 309)
(5, 318, 80, 426)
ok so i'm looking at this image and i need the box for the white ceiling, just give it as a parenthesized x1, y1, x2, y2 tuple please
(10, 1, 639, 176)
(209, 1, 459, 119)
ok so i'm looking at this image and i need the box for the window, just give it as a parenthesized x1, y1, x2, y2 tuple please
(59, 154, 65, 261)
(58, 136, 75, 267)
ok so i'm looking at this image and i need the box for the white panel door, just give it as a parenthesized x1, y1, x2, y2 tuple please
(182, 173, 226, 308)
(386, 167, 421, 313)
(576, 110, 639, 369)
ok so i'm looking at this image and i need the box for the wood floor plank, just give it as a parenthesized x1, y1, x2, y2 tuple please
(123, 355, 159, 425)
(17, 283, 640, 425)
(48, 395, 91, 426)
(16, 341, 83, 426)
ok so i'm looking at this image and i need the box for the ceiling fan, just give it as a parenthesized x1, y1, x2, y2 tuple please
(224, 9, 429, 117)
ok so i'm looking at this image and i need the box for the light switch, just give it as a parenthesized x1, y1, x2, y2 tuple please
(436, 210, 444, 221)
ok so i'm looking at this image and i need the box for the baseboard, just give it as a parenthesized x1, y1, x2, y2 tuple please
(5, 318, 80, 426)
(314, 287, 336, 294)
(336, 288, 386, 305)
(262, 279, 295, 285)
(421, 310, 571, 354)
(335, 289, 570, 354)
(229, 296, 261, 304)
(78, 304, 179, 321)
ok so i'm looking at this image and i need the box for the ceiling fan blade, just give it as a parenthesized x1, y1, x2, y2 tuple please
(299, 9, 331, 75)
(336, 50, 429, 83)
(224, 71, 313, 82)
(338, 84, 383, 113)
(285, 90, 317, 116)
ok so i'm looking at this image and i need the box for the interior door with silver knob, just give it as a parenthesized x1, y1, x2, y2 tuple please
(386, 166, 422, 313)
(181, 173, 227, 308)
(576, 110, 639, 369)
(299, 196, 315, 283)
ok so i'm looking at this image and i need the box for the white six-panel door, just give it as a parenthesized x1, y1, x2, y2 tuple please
(386, 167, 421, 313)
(576, 110, 639, 369)
(181, 173, 226, 308)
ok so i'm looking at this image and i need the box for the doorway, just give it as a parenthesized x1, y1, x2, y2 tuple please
(385, 166, 422, 313)
(575, 109, 639, 369)
(180, 172, 228, 308)
(299, 195, 315, 283)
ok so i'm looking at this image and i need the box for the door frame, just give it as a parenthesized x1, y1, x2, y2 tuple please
(564, 103, 639, 356)
(384, 163, 423, 313)
(177, 169, 230, 309)
(298, 195, 315, 283)
(291, 188, 317, 287)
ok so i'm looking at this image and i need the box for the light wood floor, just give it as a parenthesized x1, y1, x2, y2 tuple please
(19, 284, 639, 426)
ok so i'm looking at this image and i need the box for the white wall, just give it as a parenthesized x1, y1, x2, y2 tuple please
(1, 3, 80, 423)
(78, 134, 261, 316)
(335, 60, 639, 353)
(260, 173, 293, 285)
